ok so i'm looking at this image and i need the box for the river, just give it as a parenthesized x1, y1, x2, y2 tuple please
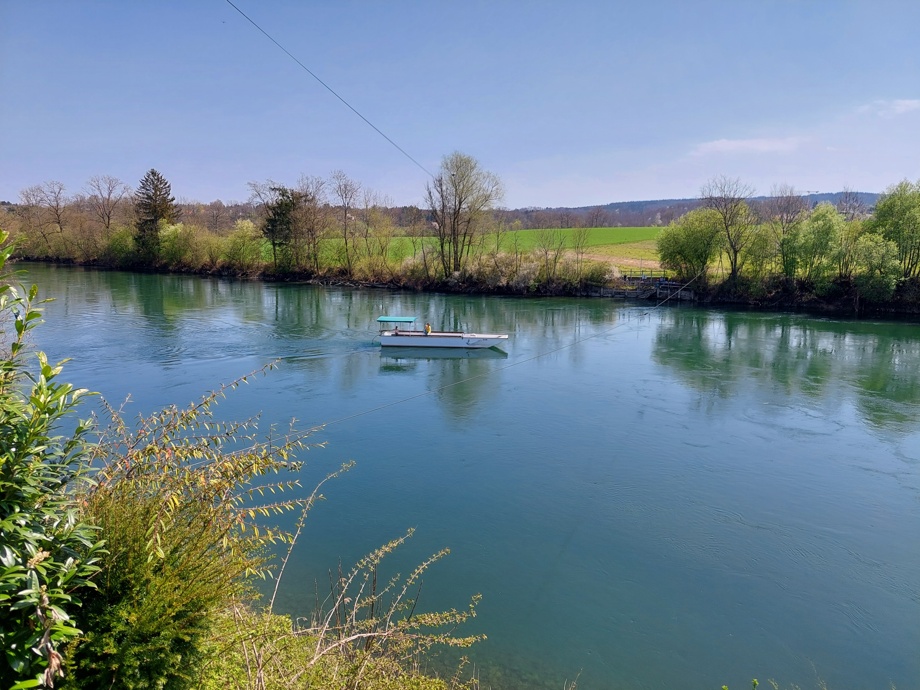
(24, 263, 920, 690)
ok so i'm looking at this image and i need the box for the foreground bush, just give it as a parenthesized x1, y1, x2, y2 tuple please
(59, 370, 321, 690)
(59, 381, 480, 690)
(0, 233, 104, 689)
(201, 532, 482, 690)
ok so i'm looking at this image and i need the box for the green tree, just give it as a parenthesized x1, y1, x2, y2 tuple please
(797, 203, 844, 281)
(869, 179, 920, 278)
(853, 233, 901, 303)
(133, 169, 180, 263)
(262, 186, 300, 271)
(425, 152, 504, 276)
(656, 208, 722, 284)
(836, 219, 865, 279)
(760, 184, 808, 278)
(0, 232, 104, 689)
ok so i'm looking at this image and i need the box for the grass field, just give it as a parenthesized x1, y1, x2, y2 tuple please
(500, 227, 662, 269)
(500, 227, 659, 249)
(327, 227, 664, 271)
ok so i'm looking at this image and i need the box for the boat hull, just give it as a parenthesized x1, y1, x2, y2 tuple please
(380, 332, 508, 348)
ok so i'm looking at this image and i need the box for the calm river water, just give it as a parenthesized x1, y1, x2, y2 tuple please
(24, 264, 920, 690)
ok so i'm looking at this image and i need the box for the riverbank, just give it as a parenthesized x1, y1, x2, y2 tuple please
(19, 256, 920, 322)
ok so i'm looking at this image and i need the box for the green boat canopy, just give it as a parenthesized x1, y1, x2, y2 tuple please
(377, 316, 418, 323)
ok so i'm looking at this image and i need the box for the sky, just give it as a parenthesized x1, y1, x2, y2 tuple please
(2, 1, 919, 209)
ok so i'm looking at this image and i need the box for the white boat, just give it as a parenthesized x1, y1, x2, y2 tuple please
(377, 316, 509, 349)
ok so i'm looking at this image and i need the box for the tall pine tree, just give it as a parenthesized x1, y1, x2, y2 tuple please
(262, 186, 300, 270)
(133, 169, 179, 263)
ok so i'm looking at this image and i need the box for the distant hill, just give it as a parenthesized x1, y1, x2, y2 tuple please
(2, 191, 881, 231)
(502, 191, 880, 228)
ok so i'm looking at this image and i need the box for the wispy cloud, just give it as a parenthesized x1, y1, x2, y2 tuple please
(857, 99, 920, 118)
(691, 137, 804, 157)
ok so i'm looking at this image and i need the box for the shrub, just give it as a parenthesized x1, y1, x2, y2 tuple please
(854, 233, 901, 303)
(200, 530, 482, 690)
(0, 232, 105, 689)
(159, 223, 205, 269)
(223, 220, 264, 274)
(581, 259, 613, 286)
(99, 226, 136, 268)
(656, 208, 721, 285)
(62, 371, 318, 690)
(62, 376, 482, 690)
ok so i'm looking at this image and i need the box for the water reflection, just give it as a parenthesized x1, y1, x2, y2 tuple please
(377, 348, 508, 424)
(381, 347, 508, 361)
(653, 309, 920, 431)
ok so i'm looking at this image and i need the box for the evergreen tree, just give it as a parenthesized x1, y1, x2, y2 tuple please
(262, 186, 300, 270)
(133, 169, 180, 263)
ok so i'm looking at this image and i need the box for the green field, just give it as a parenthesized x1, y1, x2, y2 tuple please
(316, 226, 663, 269)
(491, 227, 662, 267)
(499, 227, 660, 249)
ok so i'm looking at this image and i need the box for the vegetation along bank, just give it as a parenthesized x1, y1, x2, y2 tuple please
(4, 155, 920, 317)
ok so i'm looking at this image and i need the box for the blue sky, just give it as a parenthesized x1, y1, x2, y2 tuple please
(2, 1, 919, 208)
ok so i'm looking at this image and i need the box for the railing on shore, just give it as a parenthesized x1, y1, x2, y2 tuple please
(590, 277, 696, 302)
(619, 268, 669, 280)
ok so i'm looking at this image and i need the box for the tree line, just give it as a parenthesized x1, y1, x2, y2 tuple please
(6, 158, 920, 309)
(1, 152, 612, 292)
(656, 176, 920, 308)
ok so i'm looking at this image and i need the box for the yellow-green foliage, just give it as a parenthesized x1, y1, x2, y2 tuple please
(201, 596, 478, 690)
(99, 226, 136, 267)
(62, 368, 324, 690)
(196, 525, 483, 690)
(656, 208, 722, 282)
(223, 219, 265, 273)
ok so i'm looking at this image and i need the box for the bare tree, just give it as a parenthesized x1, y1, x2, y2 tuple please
(85, 175, 131, 230)
(42, 180, 69, 234)
(247, 179, 283, 242)
(330, 170, 360, 273)
(66, 195, 105, 261)
(837, 186, 868, 222)
(701, 175, 756, 282)
(587, 206, 608, 228)
(247, 180, 279, 213)
(18, 182, 71, 256)
(559, 209, 574, 229)
(424, 151, 504, 276)
(357, 189, 396, 265)
(536, 228, 566, 280)
(206, 200, 228, 232)
(571, 226, 590, 278)
(296, 175, 329, 272)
